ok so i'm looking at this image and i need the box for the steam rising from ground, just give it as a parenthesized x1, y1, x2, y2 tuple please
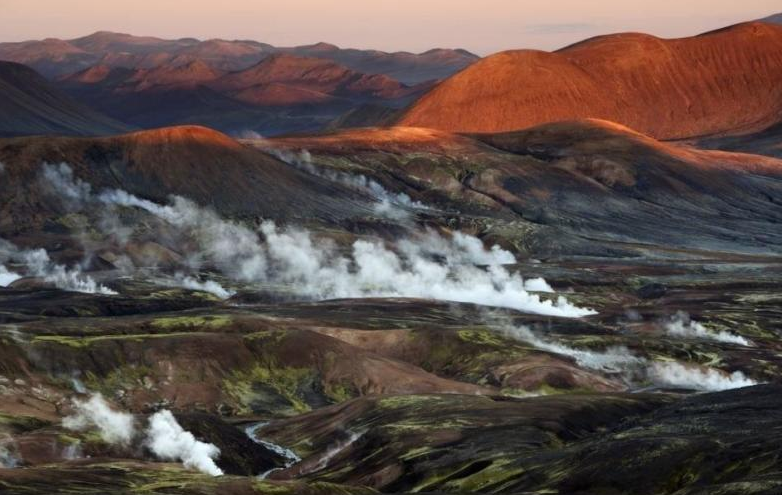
(0, 265, 21, 287)
(146, 410, 223, 476)
(63, 394, 223, 476)
(0, 239, 114, 295)
(63, 394, 135, 445)
(167, 273, 235, 300)
(29, 162, 587, 316)
(649, 361, 758, 391)
(268, 148, 429, 220)
(503, 325, 642, 373)
(664, 312, 751, 346)
(27, 162, 593, 315)
(502, 324, 758, 391)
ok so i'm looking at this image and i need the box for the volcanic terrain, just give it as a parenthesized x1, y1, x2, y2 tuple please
(1, 16, 782, 495)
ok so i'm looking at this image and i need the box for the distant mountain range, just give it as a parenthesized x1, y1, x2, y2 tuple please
(0, 31, 478, 84)
(0, 31, 472, 135)
(55, 52, 432, 135)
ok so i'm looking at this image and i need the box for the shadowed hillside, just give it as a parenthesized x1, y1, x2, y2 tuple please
(0, 61, 130, 137)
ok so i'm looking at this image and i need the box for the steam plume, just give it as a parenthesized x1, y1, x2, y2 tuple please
(664, 312, 751, 346)
(0, 265, 21, 287)
(146, 410, 223, 476)
(168, 273, 235, 300)
(268, 148, 429, 219)
(502, 325, 643, 373)
(40, 163, 593, 317)
(62, 394, 223, 476)
(21, 249, 117, 295)
(649, 361, 758, 391)
(63, 393, 136, 445)
(502, 324, 759, 391)
(0, 237, 115, 295)
(99, 188, 591, 316)
(40, 163, 92, 210)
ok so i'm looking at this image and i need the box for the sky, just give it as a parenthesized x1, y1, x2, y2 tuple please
(2, 0, 779, 55)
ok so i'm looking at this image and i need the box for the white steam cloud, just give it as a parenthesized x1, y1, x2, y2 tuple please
(146, 410, 223, 477)
(268, 148, 429, 220)
(0, 265, 21, 287)
(503, 324, 758, 391)
(650, 361, 758, 391)
(168, 273, 235, 300)
(62, 394, 223, 476)
(664, 312, 751, 346)
(37, 163, 593, 316)
(503, 325, 643, 373)
(21, 249, 116, 295)
(0, 239, 115, 295)
(41, 163, 92, 210)
(98, 187, 591, 317)
(63, 393, 136, 445)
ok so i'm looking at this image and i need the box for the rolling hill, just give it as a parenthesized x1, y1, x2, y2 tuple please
(398, 22, 782, 140)
(0, 61, 131, 137)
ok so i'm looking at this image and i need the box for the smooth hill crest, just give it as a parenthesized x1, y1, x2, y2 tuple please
(398, 22, 782, 140)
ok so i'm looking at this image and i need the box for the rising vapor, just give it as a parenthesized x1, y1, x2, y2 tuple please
(664, 312, 751, 346)
(63, 394, 223, 476)
(502, 324, 759, 391)
(0, 238, 115, 295)
(41, 163, 594, 317)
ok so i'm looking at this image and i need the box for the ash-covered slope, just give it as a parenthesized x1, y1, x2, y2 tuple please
(0, 61, 130, 137)
(398, 22, 782, 140)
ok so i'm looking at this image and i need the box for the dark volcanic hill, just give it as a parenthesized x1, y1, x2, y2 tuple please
(398, 22, 782, 140)
(0, 61, 130, 137)
(0, 31, 478, 84)
(0, 125, 369, 236)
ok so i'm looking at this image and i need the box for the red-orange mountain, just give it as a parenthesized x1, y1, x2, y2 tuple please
(399, 22, 782, 140)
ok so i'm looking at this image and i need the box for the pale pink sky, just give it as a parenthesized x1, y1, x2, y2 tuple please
(3, 0, 779, 55)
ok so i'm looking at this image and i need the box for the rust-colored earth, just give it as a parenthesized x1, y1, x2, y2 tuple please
(399, 22, 782, 139)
